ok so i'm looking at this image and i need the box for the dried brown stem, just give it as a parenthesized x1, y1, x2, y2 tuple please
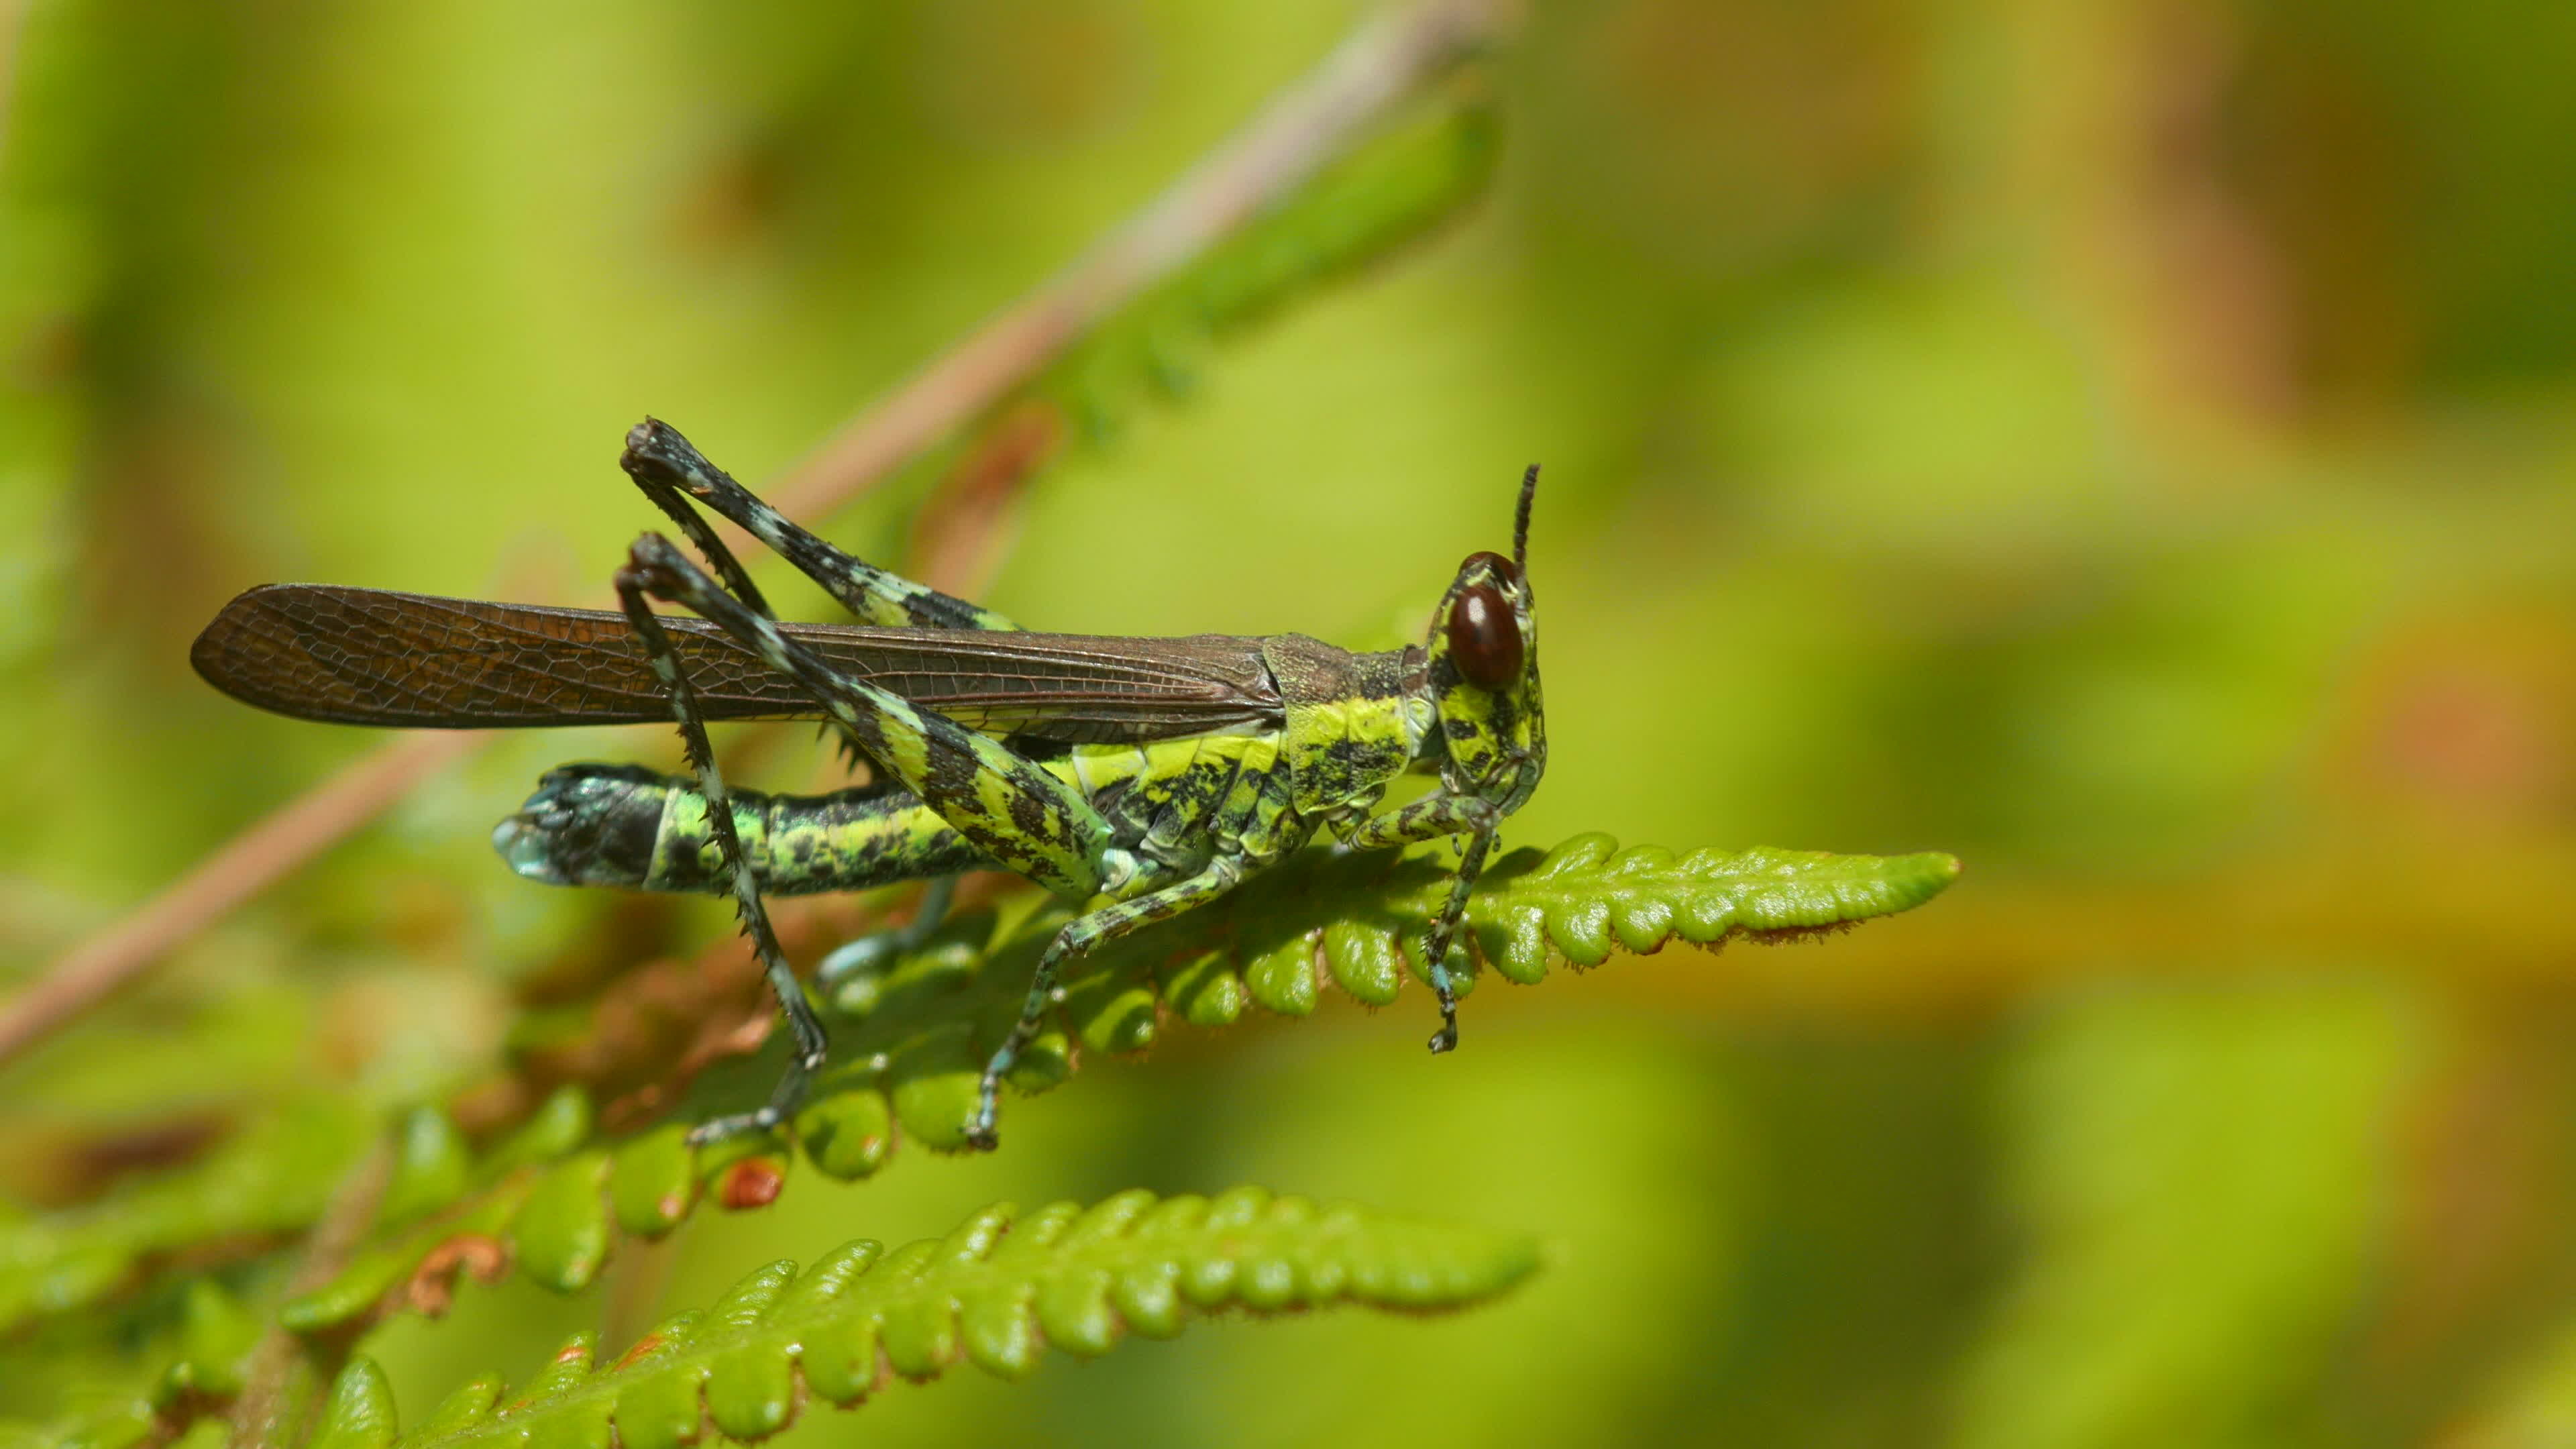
(0, 733, 481, 1065)
(0, 0, 1503, 1069)
(763, 0, 1503, 521)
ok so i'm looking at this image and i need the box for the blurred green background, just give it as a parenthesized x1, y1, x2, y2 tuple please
(6, 0, 2576, 1444)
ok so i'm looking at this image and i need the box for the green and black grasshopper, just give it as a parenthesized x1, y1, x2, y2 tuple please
(193, 421, 1546, 1148)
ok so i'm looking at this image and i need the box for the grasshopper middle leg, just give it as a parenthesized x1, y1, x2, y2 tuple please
(971, 857, 1245, 1146)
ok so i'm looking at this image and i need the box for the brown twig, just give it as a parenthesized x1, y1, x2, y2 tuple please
(761, 0, 1502, 521)
(0, 733, 481, 1065)
(0, 0, 1505, 1069)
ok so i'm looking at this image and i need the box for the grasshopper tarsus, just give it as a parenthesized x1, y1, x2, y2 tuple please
(192, 423, 1551, 1150)
(964, 1091, 1004, 1152)
(682, 1036, 828, 1150)
(686, 1106, 783, 1148)
(1426, 954, 1462, 1053)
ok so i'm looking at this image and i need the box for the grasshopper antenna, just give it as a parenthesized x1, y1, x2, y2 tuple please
(1512, 464, 1540, 576)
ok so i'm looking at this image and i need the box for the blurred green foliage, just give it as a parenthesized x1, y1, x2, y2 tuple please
(304, 1189, 1540, 1449)
(5, 1, 2576, 1446)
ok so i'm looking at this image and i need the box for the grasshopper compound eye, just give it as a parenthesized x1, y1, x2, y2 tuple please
(1447, 552, 1524, 690)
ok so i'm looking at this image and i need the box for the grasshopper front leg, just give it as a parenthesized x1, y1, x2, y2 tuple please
(1338, 794, 1503, 1053)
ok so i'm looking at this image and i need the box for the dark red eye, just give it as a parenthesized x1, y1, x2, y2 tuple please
(1446, 580, 1523, 690)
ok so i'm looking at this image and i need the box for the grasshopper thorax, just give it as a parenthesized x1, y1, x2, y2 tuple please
(1417, 469, 1546, 815)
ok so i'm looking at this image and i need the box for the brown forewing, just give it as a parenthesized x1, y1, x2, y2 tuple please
(191, 584, 1283, 744)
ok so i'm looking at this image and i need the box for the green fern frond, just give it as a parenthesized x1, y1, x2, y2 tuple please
(270, 833, 1949, 1334)
(1041, 95, 1499, 437)
(303, 1187, 1536, 1449)
(274, 1087, 600, 1333)
(796, 833, 1962, 1150)
(0, 1277, 262, 1449)
(0, 1097, 372, 1337)
(2, 837, 1948, 1340)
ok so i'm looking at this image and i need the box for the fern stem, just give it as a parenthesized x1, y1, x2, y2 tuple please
(229, 1140, 395, 1449)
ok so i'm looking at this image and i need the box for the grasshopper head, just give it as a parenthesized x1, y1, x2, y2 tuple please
(1421, 466, 1546, 816)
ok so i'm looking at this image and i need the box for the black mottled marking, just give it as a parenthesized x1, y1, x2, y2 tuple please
(1146, 757, 1238, 855)
(1321, 737, 1375, 774)
(921, 727, 983, 806)
(774, 820, 823, 877)
(1007, 786, 1050, 839)
(845, 711, 890, 757)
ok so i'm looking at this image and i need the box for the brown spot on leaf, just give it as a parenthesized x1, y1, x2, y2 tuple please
(406, 1233, 511, 1316)
(720, 1157, 786, 1210)
(612, 1331, 672, 1372)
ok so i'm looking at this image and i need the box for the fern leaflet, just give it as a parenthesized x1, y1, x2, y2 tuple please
(305, 1187, 1538, 1449)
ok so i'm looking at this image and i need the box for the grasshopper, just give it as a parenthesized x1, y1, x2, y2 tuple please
(193, 421, 1546, 1147)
